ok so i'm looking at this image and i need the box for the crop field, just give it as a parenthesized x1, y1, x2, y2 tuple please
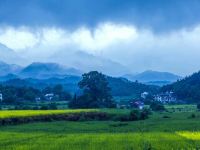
(1, 106, 200, 150)
(0, 109, 97, 119)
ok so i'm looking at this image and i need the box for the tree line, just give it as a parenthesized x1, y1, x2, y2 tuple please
(0, 84, 72, 104)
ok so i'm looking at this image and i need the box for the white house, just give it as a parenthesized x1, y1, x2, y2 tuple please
(129, 101, 144, 110)
(45, 93, 54, 100)
(154, 91, 176, 104)
(0, 93, 3, 102)
(141, 92, 149, 99)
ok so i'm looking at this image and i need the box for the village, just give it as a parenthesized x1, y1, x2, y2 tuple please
(117, 91, 177, 109)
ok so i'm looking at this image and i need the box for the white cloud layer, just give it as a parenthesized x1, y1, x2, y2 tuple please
(0, 23, 200, 75)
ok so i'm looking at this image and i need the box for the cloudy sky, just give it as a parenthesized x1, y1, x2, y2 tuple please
(0, 0, 200, 76)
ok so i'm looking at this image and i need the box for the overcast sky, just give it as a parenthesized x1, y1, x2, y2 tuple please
(0, 0, 200, 76)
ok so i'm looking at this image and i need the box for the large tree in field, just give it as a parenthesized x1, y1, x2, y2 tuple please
(69, 71, 116, 108)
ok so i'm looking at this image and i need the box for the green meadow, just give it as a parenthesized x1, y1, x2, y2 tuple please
(1, 105, 200, 150)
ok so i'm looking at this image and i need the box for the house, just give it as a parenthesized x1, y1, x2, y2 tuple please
(154, 91, 176, 104)
(129, 100, 144, 110)
(45, 93, 54, 101)
(141, 92, 149, 99)
(0, 93, 2, 102)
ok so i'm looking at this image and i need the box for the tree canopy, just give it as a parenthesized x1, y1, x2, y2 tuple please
(69, 71, 116, 108)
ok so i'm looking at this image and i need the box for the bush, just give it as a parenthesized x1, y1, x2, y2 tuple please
(40, 105, 48, 110)
(130, 109, 140, 121)
(189, 113, 196, 118)
(32, 106, 39, 110)
(118, 108, 151, 122)
(197, 103, 200, 111)
(150, 102, 165, 111)
(48, 103, 57, 110)
(140, 108, 151, 120)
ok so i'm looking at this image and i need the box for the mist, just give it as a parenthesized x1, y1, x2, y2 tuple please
(0, 23, 200, 76)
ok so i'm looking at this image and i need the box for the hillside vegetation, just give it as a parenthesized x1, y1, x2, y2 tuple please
(161, 71, 200, 102)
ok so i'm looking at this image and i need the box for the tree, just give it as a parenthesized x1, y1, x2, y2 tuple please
(69, 71, 116, 108)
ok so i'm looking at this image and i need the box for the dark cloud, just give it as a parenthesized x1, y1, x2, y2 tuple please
(0, 0, 200, 32)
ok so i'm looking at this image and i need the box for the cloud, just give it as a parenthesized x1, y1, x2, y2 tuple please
(71, 23, 138, 53)
(0, 0, 200, 32)
(0, 23, 200, 75)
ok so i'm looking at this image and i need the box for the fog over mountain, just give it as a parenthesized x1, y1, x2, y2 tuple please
(1, 0, 200, 76)
(0, 43, 25, 65)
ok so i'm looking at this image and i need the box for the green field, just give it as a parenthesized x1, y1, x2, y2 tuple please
(1, 106, 200, 150)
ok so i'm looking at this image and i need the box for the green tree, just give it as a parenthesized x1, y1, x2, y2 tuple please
(69, 71, 116, 108)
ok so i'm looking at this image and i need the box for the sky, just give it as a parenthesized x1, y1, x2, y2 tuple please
(0, 0, 200, 76)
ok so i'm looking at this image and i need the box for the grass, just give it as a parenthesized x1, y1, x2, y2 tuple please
(1, 106, 200, 149)
(0, 109, 97, 119)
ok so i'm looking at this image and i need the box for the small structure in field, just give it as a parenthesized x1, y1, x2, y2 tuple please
(45, 93, 54, 101)
(154, 91, 176, 104)
(129, 100, 144, 110)
(0, 93, 2, 102)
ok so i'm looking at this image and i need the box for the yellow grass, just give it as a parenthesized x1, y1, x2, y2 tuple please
(176, 131, 200, 140)
(0, 109, 98, 119)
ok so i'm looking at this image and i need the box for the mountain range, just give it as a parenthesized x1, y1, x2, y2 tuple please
(124, 70, 182, 86)
(0, 61, 182, 84)
(0, 42, 131, 76)
(0, 61, 160, 98)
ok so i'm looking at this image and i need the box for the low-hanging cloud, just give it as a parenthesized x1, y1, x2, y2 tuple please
(0, 23, 200, 76)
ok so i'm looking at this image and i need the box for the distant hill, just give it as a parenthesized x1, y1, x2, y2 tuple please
(161, 71, 200, 102)
(19, 62, 82, 79)
(51, 50, 131, 76)
(2, 75, 159, 98)
(124, 70, 182, 86)
(0, 61, 22, 76)
(107, 77, 159, 98)
(0, 74, 18, 82)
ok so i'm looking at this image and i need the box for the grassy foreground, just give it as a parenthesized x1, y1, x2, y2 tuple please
(1, 107, 200, 150)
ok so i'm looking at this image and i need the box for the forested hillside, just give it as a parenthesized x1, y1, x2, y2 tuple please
(161, 71, 200, 102)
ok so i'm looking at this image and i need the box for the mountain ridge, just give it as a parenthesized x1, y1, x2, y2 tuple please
(124, 70, 182, 86)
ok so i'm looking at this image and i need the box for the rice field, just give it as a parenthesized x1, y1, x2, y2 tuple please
(1, 106, 200, 149)
(0, 109, 97, 119)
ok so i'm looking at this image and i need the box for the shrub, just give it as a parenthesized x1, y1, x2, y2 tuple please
(197, 103, 200, 111)
(130, 109, 140, 121)
(48, 103, 58, 110)
(150, 102, 165, 111)
(40, 105, 48, 110)
(189, 113, 196, 118)
(140, 108, 151, 120)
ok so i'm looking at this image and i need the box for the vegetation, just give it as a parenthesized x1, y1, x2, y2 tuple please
(69, 71, 116, 108)
(0, 84, 72, 104)
(1, 107, 200, 149)
(108, 76, 159, 97)
(150, 102, 165, 111)
(161, 71, 200, 102)
(0, 109, 97, 119)
(197, 103, 200, 111)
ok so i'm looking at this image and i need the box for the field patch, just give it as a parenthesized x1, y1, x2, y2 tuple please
(177, 131, 200, 140)
(0, 109, 113, 125)
(0, 109, 97, 119)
